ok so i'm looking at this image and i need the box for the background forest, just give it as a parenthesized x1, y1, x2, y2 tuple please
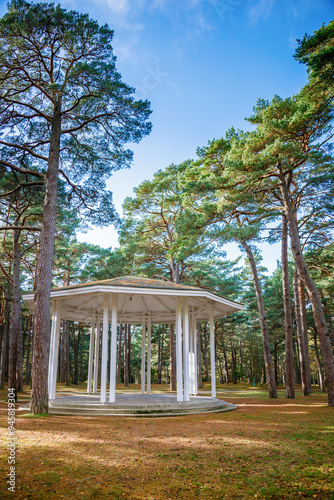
(1, 3, 334, 408)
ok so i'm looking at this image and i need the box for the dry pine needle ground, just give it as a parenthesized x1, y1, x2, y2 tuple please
(0, 384, 333, 500)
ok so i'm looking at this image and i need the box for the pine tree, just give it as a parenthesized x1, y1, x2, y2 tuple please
(0, 0, 151, 413)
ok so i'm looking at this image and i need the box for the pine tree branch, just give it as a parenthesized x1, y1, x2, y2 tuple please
(0, 159, 45, 179)
(0, 226, 41, 231)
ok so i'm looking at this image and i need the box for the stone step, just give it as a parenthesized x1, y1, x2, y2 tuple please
(48, 404, 228, 412)
(19, 395, 237, 417)
(49, 402, 228, 410)
(47, 403, 235, 417)
(47, 405, 235, 417)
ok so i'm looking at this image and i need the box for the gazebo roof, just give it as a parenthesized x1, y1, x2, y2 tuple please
(51, 276, 202, 292)
(22, 275, 243, 324)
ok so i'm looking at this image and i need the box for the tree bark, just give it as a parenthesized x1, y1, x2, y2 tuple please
(0, 285, 10, 390)
(322, 297, 334, 347)
(240, 240, 277, 398)
(293, 270, 312, 395)
(299, 281, 312, 394)
(64, 320, 70, 386)
(29, 319, 34, 389)
(80, 329, 84, 384)
(282, 215, 295, 398)
(128, 325, 131, 384)
(218, 358, 223, 383)
(281, 363, 285, 386)
(31, 100, 62, 414)
(293, 337, 301, 384)
(8, 227, 21, 400)
(230, 337, 237, 384)
(16, 306, 23, 392)
(277, 165, 334, 405)
(124, 324, 129, 387)
(239, 338, 243, 381)
(197, 322, 203, 389)
(157, 324, 164, 384)
(314, 334, 325, 392)
(157, 324, 161, 384)
(201, 323, 210, 382)
(274, 341, 279, 386)
(0, 292, 3, 362)
(59, 320, 65, 383)
(117, 324, 122, 384)
(222, 338, 230, 383)
(169, 323, 176, 391)
(71, 322, 81, 385)
(25, 315, 32, 385)
(0, 292, 4, 388)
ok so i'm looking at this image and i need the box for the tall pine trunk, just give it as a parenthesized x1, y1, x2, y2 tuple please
(16, 306, 23, 392)
(222, 338, 230, 383)
(64, 320, 70, 386)
(239, 338, 243, 381)
(25, 315, 32, 385)
(240, 240, 277, 398)
(169, 323, 176, 391)
(201, 323, 210, 382)
(80, 333, 84, 384)
(230, 337, 237, 384)
(0, 292, 4, 388)
(0, 284, 10, 389)
(323, 298, 334, 346)
(8, 227, 21, 400)
(197, 322, 203, 389)
(117, 324, 122, 384)
(282, 215, 295, 398)
(31, 101, 61, 414)
(293, 270, 312, 396)
(299, 281, 312, 394)
(128, 325, 131, 383)
(157, 324, 164, 384)
(277, 166, 334, 405)
(59, 320, 65, 383)
(274, 341, 279, 385)
(314, 334, 325, 392)
(72, 323, 81, 385)
(124, 324, 129, 387)
(293, 337, 301, 384)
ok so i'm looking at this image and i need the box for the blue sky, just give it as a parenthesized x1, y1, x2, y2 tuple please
(1, 0, 333, 272)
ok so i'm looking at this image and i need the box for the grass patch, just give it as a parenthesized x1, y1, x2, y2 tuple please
(21, 413, 52, 418)
(0, 384, 333, 499)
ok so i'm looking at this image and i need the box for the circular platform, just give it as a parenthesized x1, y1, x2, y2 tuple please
(19, 392, 237, 417)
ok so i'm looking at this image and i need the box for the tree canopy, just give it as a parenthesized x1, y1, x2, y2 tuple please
(1, 13, 334, 408)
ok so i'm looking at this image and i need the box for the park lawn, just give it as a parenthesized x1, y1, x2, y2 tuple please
(0, 385, 333, 499)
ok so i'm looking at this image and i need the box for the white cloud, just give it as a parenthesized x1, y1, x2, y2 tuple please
(113, 32, 149, 65)
(248, 0, 276, 27)
(288, 32, 298, 50)
(104, 0, 131, 13)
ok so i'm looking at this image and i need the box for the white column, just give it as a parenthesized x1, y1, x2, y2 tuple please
(209, 305, 216, 398)
(93, 316, 100, 394)
(141, 316, 146, 394)
(87, 315, 96, 394)
(48, 300, 56, 395)
(100, 294, 109, 403)
(50, 300, 61, 400)
(194, 315, 198, 395)
(109, 294, 118, 403)
(183, 298, 190, 402)
(189, 311, 195, 396)
(147, 315, 152, 394)
(176, 297, 183, 402)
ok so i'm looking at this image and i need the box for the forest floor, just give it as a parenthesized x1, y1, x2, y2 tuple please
(0, 383, 333, 499)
